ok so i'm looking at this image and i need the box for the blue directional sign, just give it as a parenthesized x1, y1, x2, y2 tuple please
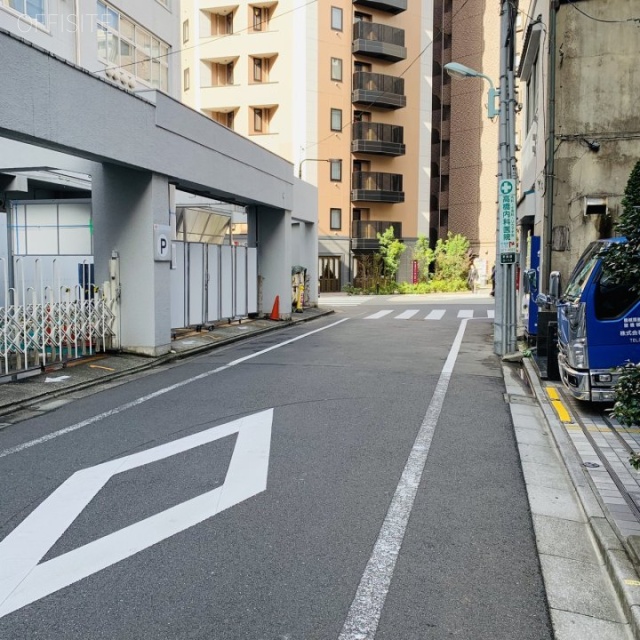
(499, 179, 516, 262)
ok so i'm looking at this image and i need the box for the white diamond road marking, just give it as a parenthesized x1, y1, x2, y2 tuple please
(0, 410, 273, 618)
(364, 310, 394, 320)
(394, 309, 420, 320)
(457, 310, 474, 318)
(425, 309, 446, 320)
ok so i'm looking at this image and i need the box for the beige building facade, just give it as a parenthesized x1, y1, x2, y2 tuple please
(182, 0, 434, 290)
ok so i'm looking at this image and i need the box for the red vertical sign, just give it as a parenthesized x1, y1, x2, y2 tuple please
(412, 260, 419, 284)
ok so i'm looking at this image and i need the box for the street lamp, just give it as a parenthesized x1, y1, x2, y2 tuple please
(444, 59, 517, 355)
(298, 158, 339, 179)
(444, 63, 500, 119)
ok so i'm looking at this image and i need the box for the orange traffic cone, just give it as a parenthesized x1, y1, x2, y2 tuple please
(269, 295, 280, 320)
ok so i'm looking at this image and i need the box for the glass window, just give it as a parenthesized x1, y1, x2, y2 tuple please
(183, 67, 190, 91)
(253, 6, 266, 31)
(331, 6, 343, 31)
(330, 208, 342, 230)
(253, 58, 262, 82)
(330, 108, 342, 132)
(331, 57, 342, 82)
(595, 269, 640, 320)
(330, 159, 342, 182)
(254, 108, 263, 132)
(183, 19, 189, 43)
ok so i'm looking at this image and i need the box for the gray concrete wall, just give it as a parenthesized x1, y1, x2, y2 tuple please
(550, 1, 640, 282)
(92, 164, 171, 355)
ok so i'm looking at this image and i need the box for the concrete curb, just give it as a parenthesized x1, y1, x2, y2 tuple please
(0, 309, 334, 421)
(522, 357, 640, 638)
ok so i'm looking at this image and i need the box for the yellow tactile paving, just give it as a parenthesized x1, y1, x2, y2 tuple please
(546, 386, 572, 422)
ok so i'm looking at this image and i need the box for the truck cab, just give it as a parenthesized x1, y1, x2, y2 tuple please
(557, 238, 640, 402)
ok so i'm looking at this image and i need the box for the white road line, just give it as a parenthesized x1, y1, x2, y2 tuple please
(487, 309, 495, 318)
(364, 310, 394, 320)
(394, 309, 419, 320)
(0, 318, 350, 459)
(338, 319, 469, 640)
(320, 296, 373, 307)
(425, 309, 446, 320)
(457, 310, 474, 318)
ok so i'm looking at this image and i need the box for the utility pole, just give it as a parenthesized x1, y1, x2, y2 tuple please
(495, 0, 518, 356)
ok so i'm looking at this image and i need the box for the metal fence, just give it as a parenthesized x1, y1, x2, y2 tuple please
(0, 258, 116, 380)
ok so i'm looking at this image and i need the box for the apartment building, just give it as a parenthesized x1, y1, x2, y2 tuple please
(432, 0, 501, 286)
(181, 0, 433, 291)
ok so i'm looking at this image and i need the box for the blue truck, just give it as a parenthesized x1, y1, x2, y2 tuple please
(551, 238, 640, 402)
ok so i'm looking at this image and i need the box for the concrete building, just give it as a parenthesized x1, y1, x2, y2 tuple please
(0, 0, 317, 370)
(181, 0, 435, 291)
(517, 0, 640, 289)
(432, 0, 502, 287)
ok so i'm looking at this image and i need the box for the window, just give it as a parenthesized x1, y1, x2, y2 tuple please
(354, 61, 371, 73)
(526, 52, 538, 133)
(211, 11, 233, 35)
(331, 57, 343, 82)
(11, 202, 92, 256)
(211, 110, 236, 130)
(354, 11, 371, 22)
(330, 208, 342, 230)
(331, 6, 342, 31)
(353, 110, 371, 123)
(183, 68, 190, 91)
(252, 5, 269, 31)
(330, 159, 342, 182)
(97, 1, 170, 91)
(6, 0, 46, 25)
(210, 61, 234, 86)
(253, 57, 262, 82)
(252, 107, 271, 133)
(182, 19, 189, 43)
(330, 108, 342, 131)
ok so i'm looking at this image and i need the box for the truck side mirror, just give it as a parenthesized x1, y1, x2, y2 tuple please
(549, 271, 561, 300)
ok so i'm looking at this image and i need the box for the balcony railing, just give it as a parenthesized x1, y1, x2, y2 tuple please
(352, 22, 406, 62)
(351, 171, 404, 203)
(352, 220, 402, 252)
(353, 0, 407, 15)
(351, 122, 405, 156)
(352, 72, 406, 110)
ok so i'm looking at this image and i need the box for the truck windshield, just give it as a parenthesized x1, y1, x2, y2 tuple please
(563, 242, 602, 302)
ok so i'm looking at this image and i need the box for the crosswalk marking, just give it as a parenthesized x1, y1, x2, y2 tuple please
(395, 309, 420, 320)
(319, 296, 373, 307)
(425, 310, 446, 320)
(457, 310, 474, 318)
(365, 310, 394, 320)
(487, 309, 495, 319)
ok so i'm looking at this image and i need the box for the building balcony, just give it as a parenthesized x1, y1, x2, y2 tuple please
(352, 22, 406, 62)
(352, 220, 402, 252)
(439, 191, 449, 209)
(352, 72, 406, 110)
(442, 84, 451, 103)
(353, 0, 406, 14)
(351, 171, 404, 203)
(431, 176, 440, 194)
(440, 155, 450, 173)
(431, 142, 441, 158)
(351, 122, 405, 156)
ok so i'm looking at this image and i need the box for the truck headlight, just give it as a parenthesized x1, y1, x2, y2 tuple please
(570, 339, 588, 368)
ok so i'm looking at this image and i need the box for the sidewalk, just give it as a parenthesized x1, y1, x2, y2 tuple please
(513, 356, 640, 639)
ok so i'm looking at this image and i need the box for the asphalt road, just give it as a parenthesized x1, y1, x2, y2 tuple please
(0, 295, 553, 639)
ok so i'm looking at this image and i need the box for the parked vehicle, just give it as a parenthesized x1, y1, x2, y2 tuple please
(553, 238, 640, 402)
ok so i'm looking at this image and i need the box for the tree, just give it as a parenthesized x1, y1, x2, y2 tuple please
(413, 233, 435, 282)
(600, 160, 640, 447)
(377, 226, 406, 280)
(601, 159, 640, 295)
(433, 232, 470, 282)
